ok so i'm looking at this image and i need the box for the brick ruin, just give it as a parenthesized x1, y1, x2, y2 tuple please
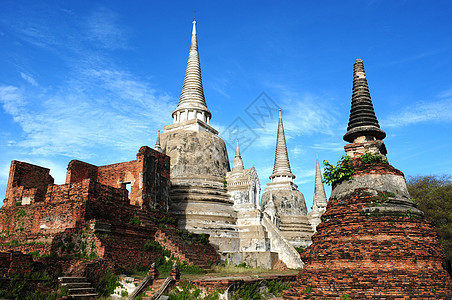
(284, 59, 452, 299)
(0, 146, 219, 278)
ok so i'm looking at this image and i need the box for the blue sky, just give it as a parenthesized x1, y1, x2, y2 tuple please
(1, 1, 451, 210)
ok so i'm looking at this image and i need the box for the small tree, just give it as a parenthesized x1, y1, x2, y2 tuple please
(407, 175, 452, 265)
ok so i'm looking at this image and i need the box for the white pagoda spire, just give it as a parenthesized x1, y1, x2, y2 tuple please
(269, 109, 295, 182)
(154, 130, 162, 152)
(232, 139, 244, 171)
(172, 20, 211, 125)
(312, 154, 327, 209)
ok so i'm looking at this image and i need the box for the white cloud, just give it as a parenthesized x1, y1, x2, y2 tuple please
(84, 7, 129, 50)
(437, 88, 452, 99)
(382, 98, 452, 128)
(0, 68, 175, 159)
(309, 142, 344, 152)
(20, 72, 38, 87)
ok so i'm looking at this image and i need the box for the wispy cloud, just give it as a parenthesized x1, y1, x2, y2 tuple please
(437, 88, 452, 99)
(0, 6, 176, 161)
(0, 68, 175, 159)
(20, 72, 38, 86)
(84, 7, 129, 50)
(309, 142, 344, 152)
(382, 98, 452, 127)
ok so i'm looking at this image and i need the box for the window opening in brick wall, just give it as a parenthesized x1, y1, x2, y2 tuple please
(122, 182, 132, 199)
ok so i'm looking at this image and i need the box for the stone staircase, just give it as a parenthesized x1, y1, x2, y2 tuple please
(142, 277, 174, 300)
(154, 227, 219, 269)
(261, 214, 304, 269)
(133, 210, 220, 270)
(59, 276, 97, 299)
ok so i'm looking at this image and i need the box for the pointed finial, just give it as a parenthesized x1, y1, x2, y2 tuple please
(313, 154, 327, 209)
(154, 130, 162, 152)
(192, 19, 197, 35)
(232, 139, 244, 171)
(172, 20, 211, 123)
(270, 109, 295, 181)
(343, 59, 386, 143)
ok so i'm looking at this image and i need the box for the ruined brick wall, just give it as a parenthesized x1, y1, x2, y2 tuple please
(96, 160, 140, 204)
(4, 161, 54, 207)
(64, 146, 170, 211)
(66, 160, 98, 184)
(137, 146, 170, 211)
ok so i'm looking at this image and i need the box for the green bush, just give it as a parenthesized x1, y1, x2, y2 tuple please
(267, 280, 290, 297)
(232, 282, 263, 300)
(95, 268, 120, 296)
(323, 156, 355, 186)
(144, 240, 163, 251)
(129, 216, 140, 225)
(160, 216, 176, 225)
(16, 209, 27, 218)
(360, 152, 387, 164)
(302, 284, 313, 294)
(197, 233, 209, 245)
(169, 280, 203, 300)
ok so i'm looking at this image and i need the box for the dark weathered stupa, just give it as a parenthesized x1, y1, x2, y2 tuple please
(284, 59, 452, 299)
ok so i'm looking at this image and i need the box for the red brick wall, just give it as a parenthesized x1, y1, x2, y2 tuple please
(66, 160, 98, 184)
(4, 161, 54, 206)
(137, 146, 170, 211)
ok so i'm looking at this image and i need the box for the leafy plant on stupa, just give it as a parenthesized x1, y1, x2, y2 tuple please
(323, 156, 355, 185)
(359, 152, 388, 164)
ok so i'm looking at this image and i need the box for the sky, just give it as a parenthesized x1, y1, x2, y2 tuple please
(0, 0, 451, 210)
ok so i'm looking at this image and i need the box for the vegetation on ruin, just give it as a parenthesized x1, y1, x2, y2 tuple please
(359, 152, 388, 164)
(143, 239, 171, 257)
(294, 246, 304, 254)
(371, 191, 395, 207)
(94, 268, 121, 297)
(407, 175, 452, 262)
(211, 264, 283, 275)
(302, 284, 313, 294)
(232, 281, 263, 300)
(129, 215, 141, 225)
(176, 229, 209, 245)
(0, 269, 67, 300)
(266, 280, 291, 297)
(323, 156, 355, 185)
(168, 280, 221, 300)
(160, 258, 206, 276)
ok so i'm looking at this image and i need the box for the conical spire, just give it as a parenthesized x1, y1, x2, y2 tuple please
(313, 154, 327, 209)
(172, 20, 211, 123)
(343, 59, 386, 143)
(270, 110, 295, 180)
(232, 139, 244, 171)
(154, 130, 162, 152)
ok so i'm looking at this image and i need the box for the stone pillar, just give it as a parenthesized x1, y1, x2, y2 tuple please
(169, 263, 180, 281)
(147, 262, 159, 280)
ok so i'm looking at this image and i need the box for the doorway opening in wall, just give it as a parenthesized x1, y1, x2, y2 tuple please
(122, 182, 132, 199)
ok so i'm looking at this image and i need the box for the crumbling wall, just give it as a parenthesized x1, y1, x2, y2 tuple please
(137, 146, 170, 211)
(4, 161, 54, 207)
(66, 160, 98, 184)
(65, 146, 170, 210)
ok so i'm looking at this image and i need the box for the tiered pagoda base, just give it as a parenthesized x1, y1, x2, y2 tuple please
(284, 161, 452, 299)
